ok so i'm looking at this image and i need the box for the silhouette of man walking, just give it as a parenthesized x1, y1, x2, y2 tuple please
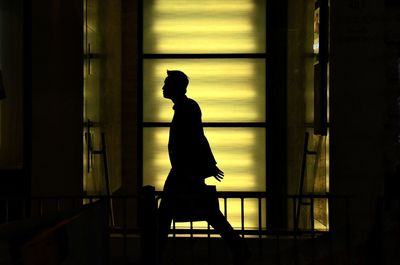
(157, 70, 250, 265)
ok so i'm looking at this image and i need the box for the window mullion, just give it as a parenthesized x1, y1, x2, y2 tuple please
(143, 53, 267, 59)
(142, 122, 268, 128)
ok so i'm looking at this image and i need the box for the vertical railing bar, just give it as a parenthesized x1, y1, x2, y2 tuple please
(122, 197, 127, 264)
(106, 196, 112, 265)
(293, 197, 298, 265)
(311, 197, 315, 231)
(5, 199, 9, 222)
(224, 197, 227, 217)
(223, 195, 228, 260)
(310, 197, 315, 265)
(328, 225, 334, 265)
(222, 195, 227, 261)
(207, 221, 211, 264)
(276, 232, 281, 265)
(328, 197, 334, 265)
(189, 221, 194, 263)
(345, 197, 351, 265)
(74, 198, 78, 210)
(258, 197, 262, 256)
(56, 199, 61, 212)
(39, 199, 43, 217)
(241, 197, 244, 238)
(258, 197, 262, 237)
(264, 197, 267, 237)
(22, 199, 26, 219)
(173, 220, 176, 238)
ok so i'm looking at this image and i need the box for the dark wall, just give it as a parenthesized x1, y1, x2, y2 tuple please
(101, 0, 122, 192)
(121, 0, 139, 195)
(31, 0, 83, 196)
(0, 0, 26, 197)
(0, 0, 24, 169)
(329, 1, 389, 242)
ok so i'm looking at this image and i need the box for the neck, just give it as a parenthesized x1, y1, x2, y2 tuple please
(171, 95, 187, 104)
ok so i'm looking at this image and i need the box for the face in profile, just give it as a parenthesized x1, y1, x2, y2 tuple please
(162, 76, 176, 99)
(162, 76, 178, 99)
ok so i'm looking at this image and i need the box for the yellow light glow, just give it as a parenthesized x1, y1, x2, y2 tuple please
(156, 106, 261, 122)
(153, 61, 254, 77)
(144, 0, 265, 53)
(143, 59, 266, 123)
(190, 88, 257, 99)
(173, 199, 267, 231)
(153, 157, 254, 169)
(154, 1, 254, 13)
(153, 20, 253, 34)
(143, 0, 267, 232)
(143, 127, 266, 192)
(149, 171, 262, 190)
(152, 127, 256, 145)
(144, 127, 267, 230)
(205, 129, 255, 142)
(156, 40, 256, 54)
(151, 90, 257, 102)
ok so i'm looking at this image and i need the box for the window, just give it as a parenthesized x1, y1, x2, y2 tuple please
(141, 0, 267, 230)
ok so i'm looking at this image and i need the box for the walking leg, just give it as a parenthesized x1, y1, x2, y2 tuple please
(207, 210, 251, 265)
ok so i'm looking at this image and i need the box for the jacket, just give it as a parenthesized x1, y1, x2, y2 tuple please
(168, 96, 217, 180)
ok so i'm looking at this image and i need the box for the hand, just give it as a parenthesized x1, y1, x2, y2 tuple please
(213, 167, 224, 182)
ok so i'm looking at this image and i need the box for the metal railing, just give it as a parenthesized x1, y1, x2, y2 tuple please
(1, 192, 352, 265)
(153, 191, 335, 237)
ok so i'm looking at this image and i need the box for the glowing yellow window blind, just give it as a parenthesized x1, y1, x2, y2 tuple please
(143, 128, 266, 230)
(143, 128, 266, 191)
(143, 59, 266, 123)
(143, 0, 266, 54)
(142, 0, 267, 232)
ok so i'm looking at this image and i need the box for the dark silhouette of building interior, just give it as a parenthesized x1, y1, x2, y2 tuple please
(1, 0, 400, 264)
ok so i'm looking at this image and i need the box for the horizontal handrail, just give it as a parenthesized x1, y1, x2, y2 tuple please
(0, 195, 139, 200)
(0, 192, 351, 201)
(154, 191, 350, 199)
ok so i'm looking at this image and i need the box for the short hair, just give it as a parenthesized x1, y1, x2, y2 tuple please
(166, 70, 189, 94)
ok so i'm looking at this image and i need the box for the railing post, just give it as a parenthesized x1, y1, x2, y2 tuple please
(122, 198, 128, 264)
(241, 197, 245, 238)
(293, 197, 299, 265)
(345, 197, 351, 265)
(140, 185, 158, 265)
(310, 197, 315, 265)
(5, 199, 9, 222)
(258, 197, 262, 257)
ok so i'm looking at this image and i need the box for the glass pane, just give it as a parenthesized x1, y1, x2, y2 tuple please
(143, 0, 266, 54)
(143, 59, 266, 122)
(143, 127, 266, 191)
(144, 127, 266, 230)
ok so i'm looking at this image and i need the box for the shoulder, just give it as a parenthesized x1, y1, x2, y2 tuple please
(183, 97, 202, 118)
(185, 98, 201, 110)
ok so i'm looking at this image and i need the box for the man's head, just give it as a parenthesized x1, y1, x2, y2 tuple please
(162, 70, 189, 99)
